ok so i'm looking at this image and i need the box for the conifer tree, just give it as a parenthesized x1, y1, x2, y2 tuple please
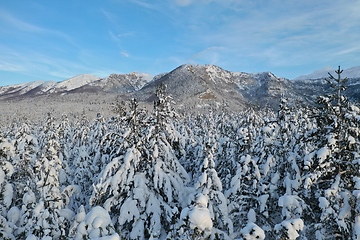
(304, 66, 360, 239)
(29, 114, 69, 239)
(0, 131, 16, 239)
(91, 85, 189, 239)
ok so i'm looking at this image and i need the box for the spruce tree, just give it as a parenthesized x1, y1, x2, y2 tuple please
(304, 66, 360, 239)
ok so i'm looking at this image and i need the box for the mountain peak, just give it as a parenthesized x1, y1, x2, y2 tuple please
(56, 74, 101, 91)
(2, 64, 360, 111)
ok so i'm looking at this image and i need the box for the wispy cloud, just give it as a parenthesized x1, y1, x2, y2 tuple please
(175, 0, 360, 69)
(189, 46, 225, 65)
(0, 61, 25, 72)
(118, 32, 135, 38)
(128, 0, 158, 10)
(0, 45, 115, 81)
(0, 8, 43, 32)
(0, 8, 75, 47)
(100, 8, 117, 23)
(120, 51, 130, 58)
(175, 0, 192, 7)
(2, 0, 360, 83)
(173, 0, 249, 8)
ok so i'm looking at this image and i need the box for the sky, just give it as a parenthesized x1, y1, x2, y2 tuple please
(1, 0, 360, 86)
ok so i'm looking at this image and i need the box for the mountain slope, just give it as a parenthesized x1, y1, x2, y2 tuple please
(1, 64, 360, 112)
(295, 66, 360, 80)
(135, 64, 299, 110)
(0, 72, 153, 98)
(49, 74, 101, 93)
(88, 72, 152, 93)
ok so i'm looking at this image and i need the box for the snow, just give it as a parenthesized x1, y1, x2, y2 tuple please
(355, 216, 360, 240)
(353, 190, 360, 198)
(196, 193, 208, 208)
(26, 234, 38, 240)
(188, 206, 213, 232)
(278, 195, 302, 219)
(74, 206, 119, 240)
(205, 64, 233, 84)
(240, 222, 265, 240)
(274, 218, 304, 240)
(1, 88, 360, 239)
(22, 188, 36, 205)
(337, 192, 351, 230)
(293, 66, 360, 80)
(5, 81, 46, 95)
(60, 208, 75, 221)
(0, 168, 4, 184)
(7, 206, 21, 224)
(258, 194, 269, 214)
(3, 183, 13, 208)
(354, 177, 360, 189)
(118, 198, 140, 225)
(304, 151, 316, 169)
(348, 135, 356, 145)
(318, 197, 330, 209)
(179, 193, 213, 236)
(247, 209, 256, 223)
(316, 147, 330, 164)
(54, 74, 100, 92)
(294, 66, 335, 80)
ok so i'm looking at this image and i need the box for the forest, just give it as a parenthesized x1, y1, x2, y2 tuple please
(0, 71, 360, 240)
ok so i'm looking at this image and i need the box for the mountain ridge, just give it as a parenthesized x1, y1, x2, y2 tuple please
(1, 64, 360, 112)
(294, 65, 360, 80)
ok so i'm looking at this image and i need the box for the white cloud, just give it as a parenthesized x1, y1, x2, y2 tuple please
(175, 0, 193, 7)
(101, 9, 118, 24)
(182, 0, 360, 66)
(128, 0, 157, 10)
(189, 46, 225, 65)
(0, 8, 76, 47)
(0, 61, 25, 72)
(0, 8, 43, 32)
(0, 45, 98, 81)
(120, 51, 130, 58)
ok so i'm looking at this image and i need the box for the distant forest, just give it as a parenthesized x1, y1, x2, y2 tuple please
(0, 69, 360, 239)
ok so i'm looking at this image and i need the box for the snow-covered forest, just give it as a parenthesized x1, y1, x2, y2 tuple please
(1, 75, 360, 239)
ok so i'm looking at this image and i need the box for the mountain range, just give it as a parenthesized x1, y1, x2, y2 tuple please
(294, 65, 360, 80)
(1, 64, 360, 113)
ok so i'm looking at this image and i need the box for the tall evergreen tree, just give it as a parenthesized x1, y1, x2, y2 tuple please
(304, 66, 360, 239)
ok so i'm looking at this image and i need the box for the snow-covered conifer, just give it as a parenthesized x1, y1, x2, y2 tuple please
(176, 193, 213, 239)
(24, 113, 72, 239)
(71, 206, 119, 240)
(91, 86, 189, 239)
(190, 136, 233, 238)
(0, 133, 16, 239)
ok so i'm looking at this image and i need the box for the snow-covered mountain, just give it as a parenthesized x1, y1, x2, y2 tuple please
(136, 64, 303, 110)
(1, 64, 360, 111)
(0, 74, 100, 97)
(88, 72, 152, 93)
(295, 65, 360, 80)
(49, 74, 101, 92)
(0, 72, 152, 98)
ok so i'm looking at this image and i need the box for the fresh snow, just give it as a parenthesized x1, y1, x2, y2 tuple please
(52, 74, 101, 92)
(73, 206, 119, 240)
(295, 65, 360, 80)
(1, 86, 360, 239)
(240, 222, 265, 240)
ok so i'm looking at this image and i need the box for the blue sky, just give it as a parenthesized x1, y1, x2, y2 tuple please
(1, 0, 360, 85)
